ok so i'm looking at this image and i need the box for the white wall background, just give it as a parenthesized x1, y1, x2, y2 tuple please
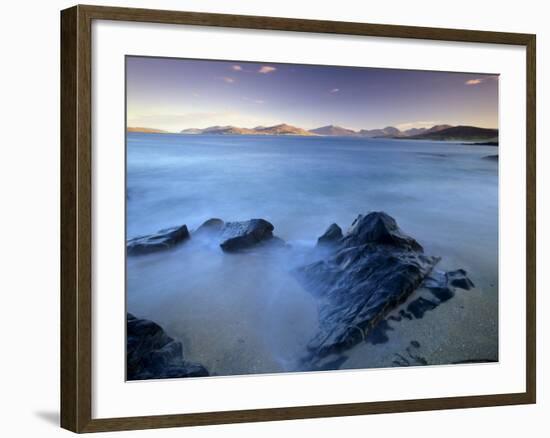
(0, 0, 546, 436)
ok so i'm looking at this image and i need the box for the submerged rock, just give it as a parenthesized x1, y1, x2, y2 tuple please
(422, 268, 474, 298)
(194, 218, 225, 236)
(317, 223, 343, 246)
(127, 225, 190, 256)
(127, 313, 209, 380)
(447, 269, 475, 290)
(296, 212, 440, 360)
(219, 219, 281, 252)
(377, 268, 475, 338)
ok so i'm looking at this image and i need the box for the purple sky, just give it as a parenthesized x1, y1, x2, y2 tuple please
(126, 56, 498, 132)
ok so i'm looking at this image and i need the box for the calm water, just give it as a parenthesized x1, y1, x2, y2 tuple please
(126, 132, 498, 376)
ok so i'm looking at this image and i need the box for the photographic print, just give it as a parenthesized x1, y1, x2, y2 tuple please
(125, 56, 499, 381)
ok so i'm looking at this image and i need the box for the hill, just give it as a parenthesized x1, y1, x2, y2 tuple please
(176, 123, 496, 141)
(359, 126, 401, 138)
(181, 124, 314, 136)
(255, 123, 314, 136)
(409, 125, 498, 141)
(309, 125, 357, 136)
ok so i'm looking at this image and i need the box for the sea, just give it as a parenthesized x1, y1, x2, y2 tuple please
(126, 132, 499, 376)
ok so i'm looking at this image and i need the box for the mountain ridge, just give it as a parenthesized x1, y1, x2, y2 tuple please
(406, 125, 498, 141)
(128, 123, 498, 142)
(309, 125, 358, 136)
(180, 123, 314, 136)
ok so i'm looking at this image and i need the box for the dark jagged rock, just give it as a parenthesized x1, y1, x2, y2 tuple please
(391, 342, 428, 367)
(407, 296, 438, 319)
(447, 269, 475, 290)
(127, 225, 190, 256)
(376, 267, 475, 337)
(400, 268, 475, 319)
(342, 212, 423, 251)
(219, 219, 280, 252)
(194, 218, 225, 236)
(127, 313, 209, 380)
(422, 268, 474, 298)
(317, 223, 343, 246)
(295, 212, 439, 361)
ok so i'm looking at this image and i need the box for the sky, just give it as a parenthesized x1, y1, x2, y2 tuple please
(126, 56, 498, 132)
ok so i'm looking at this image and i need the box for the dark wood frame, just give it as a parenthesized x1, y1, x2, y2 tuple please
(61, 4, 536, 433)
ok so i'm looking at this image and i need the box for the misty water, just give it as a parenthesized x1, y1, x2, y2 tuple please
(126, 132, 498, 376)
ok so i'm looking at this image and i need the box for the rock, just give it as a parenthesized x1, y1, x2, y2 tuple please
(219, 219, 279, 252)
(379, 268, 475, 328)
(342, 211, 423, 251)
(483, 154, 498, 161)
(317, 223, 343, 246)
(447, 269, 475, 290)
(422, 268, 474, 296)
(127, 313, 209, 380)
(127, 225, 190, 256)
(194, 218, 225, 236)
(295, 212, 439, 361)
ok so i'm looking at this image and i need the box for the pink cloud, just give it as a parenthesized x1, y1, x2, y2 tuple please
(330, 88, 340, 93)
(222, 77, 235, 84)
(258, 66, 277, 74)
(465, 79, 484, 85)
(231, 65, 243, 71)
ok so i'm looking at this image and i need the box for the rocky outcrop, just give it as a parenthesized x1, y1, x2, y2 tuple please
(126, 212, 476, 374)
(127, 313, 209, 380)
(385, 268, 476, 321)
(296, 212, 441, 360)
(219, 219, 282, 252)
(341, 212, 423, 251)
(317, 223, 343, 246)
(127, 225, 190, 256)
(126, 217, 286, 255)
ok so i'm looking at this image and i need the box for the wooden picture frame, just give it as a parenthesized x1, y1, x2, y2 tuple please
(60, 4, 536, 433)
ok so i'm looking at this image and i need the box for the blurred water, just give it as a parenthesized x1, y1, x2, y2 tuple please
(126, 132, 498, 376)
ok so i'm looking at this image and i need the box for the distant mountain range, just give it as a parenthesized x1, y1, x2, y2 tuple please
(403, 124, 453, 137)
(180, 123, 314, 136)
(128, 123, 498, 142)
(359, 126, 403, 138)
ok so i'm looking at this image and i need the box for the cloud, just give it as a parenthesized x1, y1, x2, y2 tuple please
(229, 65, 277, 74)
(395, 121, 442, 130)
(329, 88, 340, 93)
(221, 77, 235, 83)
(465, 79, 484, 85)
(258, 66, 277, 74)
(465, 75, 498, 85)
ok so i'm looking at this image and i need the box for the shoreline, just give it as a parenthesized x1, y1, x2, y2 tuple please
(127, 212, 497, 378)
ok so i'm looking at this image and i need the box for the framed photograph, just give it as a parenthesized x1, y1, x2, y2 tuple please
(60, 5, 536, 433)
